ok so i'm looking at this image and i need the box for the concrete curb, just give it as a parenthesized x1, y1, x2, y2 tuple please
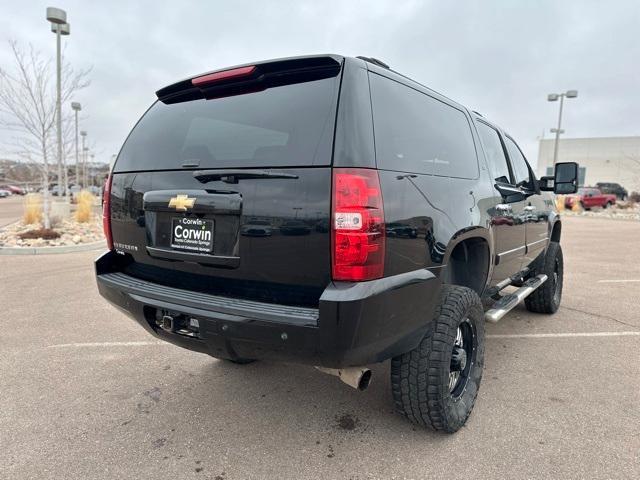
(0, 240, 106, 255)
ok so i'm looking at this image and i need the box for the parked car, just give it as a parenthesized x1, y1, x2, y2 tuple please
(50, 185, 65, 196)
(595, 182, 627, 200)
(0, 185, 25, 195)
(0, 189, 11, 198)
(386, 222, 418, 238)
(565, 187, 617, 210)
(95, 55, 578, 433)
(240, 220, 273, 237)
(279, 220, 311, 236)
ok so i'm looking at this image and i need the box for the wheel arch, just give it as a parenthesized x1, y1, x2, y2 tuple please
(441, 228, 493, 296)
(550, 219, 561, 243)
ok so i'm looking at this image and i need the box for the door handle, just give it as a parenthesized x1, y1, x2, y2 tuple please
(496, 204, 512, 212)
(524, 205, 536, 212)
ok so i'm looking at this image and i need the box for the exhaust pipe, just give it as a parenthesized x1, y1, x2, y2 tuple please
(316, 366, 372, 391)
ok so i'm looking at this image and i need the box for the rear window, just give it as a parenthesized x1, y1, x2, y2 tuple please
(114, 76, 340, 172)
(369, 73, 478, 178)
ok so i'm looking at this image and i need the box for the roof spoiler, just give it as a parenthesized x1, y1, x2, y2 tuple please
(156, 55, 343, 104)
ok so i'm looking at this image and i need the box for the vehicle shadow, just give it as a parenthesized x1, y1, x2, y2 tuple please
(163, 356, 444, 443)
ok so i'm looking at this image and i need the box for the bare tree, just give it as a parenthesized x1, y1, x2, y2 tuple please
(0, 40, 90, 228)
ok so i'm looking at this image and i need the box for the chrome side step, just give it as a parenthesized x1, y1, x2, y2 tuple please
(485, 274, 548, 323)
(485, 267, 531, 298)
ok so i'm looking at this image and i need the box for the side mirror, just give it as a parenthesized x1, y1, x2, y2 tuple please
(539, 162, 578, 194)
(494, 181, 526, 202)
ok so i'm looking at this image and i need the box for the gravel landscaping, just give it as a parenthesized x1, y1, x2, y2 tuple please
(562, 202, 640, 221)
(0, 218, 104, 248)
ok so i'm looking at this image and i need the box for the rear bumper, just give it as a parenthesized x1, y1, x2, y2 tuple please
(95, 250, 440, 368)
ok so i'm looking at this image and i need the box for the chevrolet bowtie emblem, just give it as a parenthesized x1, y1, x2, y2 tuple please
(168, 194, 196, 211)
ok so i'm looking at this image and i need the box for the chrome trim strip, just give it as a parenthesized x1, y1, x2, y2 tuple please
(526, 237, 549, 250)
(495, 245, 526, 265)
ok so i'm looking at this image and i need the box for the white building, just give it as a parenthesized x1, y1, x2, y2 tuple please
(537, 136, 640, 194)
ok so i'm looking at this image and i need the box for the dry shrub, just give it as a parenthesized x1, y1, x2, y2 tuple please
(74, 190, 94, 223)
(629, 192, 640, 203)
(572, 200, 582, 212)
(18, 228, 60, 240)
(23, 193, 42, 224)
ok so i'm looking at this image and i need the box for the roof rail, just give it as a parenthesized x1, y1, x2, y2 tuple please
(356, 56, 390, 69)
(472, 110, 483, 117)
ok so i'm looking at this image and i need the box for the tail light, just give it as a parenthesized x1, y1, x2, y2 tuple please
(102, 173, 113, 250)
(191, 66, 256, 87)
(332, 168, 385, 281)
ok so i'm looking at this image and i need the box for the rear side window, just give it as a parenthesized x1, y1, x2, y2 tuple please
(369, 73, 478, 178)
(503, 136, 531, 186)
(475, 121, 511, 182)
(114, 76, 340, 172)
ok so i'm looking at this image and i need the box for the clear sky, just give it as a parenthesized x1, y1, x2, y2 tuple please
(1, 0, 639, 167)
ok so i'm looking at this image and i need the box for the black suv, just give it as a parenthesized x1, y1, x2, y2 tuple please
(96, 55, 578, 432)
(595, 182, 627, 200)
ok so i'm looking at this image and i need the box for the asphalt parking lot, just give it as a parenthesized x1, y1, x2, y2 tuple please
(0, 195, 23, 227)
(1, 216, 639, 479)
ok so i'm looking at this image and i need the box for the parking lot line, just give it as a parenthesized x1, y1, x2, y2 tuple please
(48, 341, 164, 348)
(487, 331, 640, 339)
(597, 279, 640, 283)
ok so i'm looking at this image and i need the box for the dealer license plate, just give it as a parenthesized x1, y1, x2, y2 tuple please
(170, 217, 214, 253)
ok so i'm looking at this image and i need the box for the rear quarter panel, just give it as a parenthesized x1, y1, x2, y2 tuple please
(379, 170, 495, 278)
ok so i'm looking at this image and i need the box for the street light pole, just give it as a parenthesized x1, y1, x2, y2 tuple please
(71, 102, 81, 188)
(80, 130, 87, 188)
(83, 147, 89, 188)
(46, 7, 70, 198)
(90, 153, 95, 186)
(547, 90, 578, 166)
(551, 94, 564, 166)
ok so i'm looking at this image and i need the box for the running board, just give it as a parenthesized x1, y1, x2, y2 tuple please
(485, 267, 531, 298)
(485, 274, 548, 323)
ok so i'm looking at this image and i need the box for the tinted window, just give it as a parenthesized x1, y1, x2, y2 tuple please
(504, 136, 531, 185)
(369, 74, 478, 178)
(476, 122, 511, 182)
(114, 76, 339, 172)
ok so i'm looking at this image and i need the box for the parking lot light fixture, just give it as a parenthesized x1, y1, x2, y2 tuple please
(51, 22, 70, 35)
(548, 90, 578, 166)
(47, 7, 70, 198)
(46, 7, 66, 24)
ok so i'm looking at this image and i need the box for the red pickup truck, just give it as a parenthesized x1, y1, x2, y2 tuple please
(565, 187, 617, 210)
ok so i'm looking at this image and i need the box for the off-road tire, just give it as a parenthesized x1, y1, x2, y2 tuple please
(391, 285, 484, 433)
(525, 241, 563, 314)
